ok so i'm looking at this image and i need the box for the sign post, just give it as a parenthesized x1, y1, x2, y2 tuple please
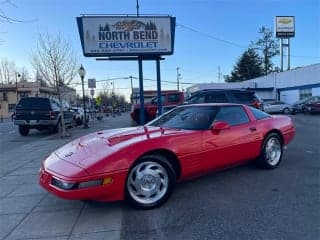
(275, 16, 295, 71)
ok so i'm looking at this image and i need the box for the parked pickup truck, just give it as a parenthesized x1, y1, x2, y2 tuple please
(130, 91, 184, 124)
(14, 97, 75, 135)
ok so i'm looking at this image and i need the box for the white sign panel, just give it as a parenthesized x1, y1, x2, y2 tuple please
(275, 16, 295, 38)
(77, 16, 175, 57)
(88, 78, 96, 88)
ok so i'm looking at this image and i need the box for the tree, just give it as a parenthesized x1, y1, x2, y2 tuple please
(251, 26, 279, 75)
(225, 48, 263, 82)
(0, 58, 16, 84)
(31, 33, 78, 137)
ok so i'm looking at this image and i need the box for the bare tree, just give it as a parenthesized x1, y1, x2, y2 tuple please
(0, 58, 16, 84)
(31, 33, 78, 137)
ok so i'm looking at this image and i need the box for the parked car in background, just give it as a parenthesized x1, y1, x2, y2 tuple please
(185, 89, 263, 110)
(263, 100, 291, 114)
(14, 97, 75, 135)
(304, 96, 320, 114)
(290, 96, 320, 114)
(131, 91, 184, 124)
(71, 107, 84, 125)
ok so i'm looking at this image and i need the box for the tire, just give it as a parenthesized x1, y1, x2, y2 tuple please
(125, 154, 175, 209)
(53, 119, 62, 133)
(257, 133, 283, 169)
(19, 125, 30, 136)
(283, 108, 290, 114)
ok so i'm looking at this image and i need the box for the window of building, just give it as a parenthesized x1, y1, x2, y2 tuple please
(19, 92, 29, 98)
(8, 104, 16, 111)
(299, 89, 312, 100)
(3, 92, 8, 101)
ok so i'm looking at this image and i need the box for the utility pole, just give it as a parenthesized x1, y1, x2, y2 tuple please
(176, 67, 181, 91)
(218, 66, 222, 83)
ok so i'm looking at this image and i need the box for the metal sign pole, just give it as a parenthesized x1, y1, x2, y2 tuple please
(138, 57, 145, 125)
(156, 57, 162, 116)
(287, 38, 290, 70)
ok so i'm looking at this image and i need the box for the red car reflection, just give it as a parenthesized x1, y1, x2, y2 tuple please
(39, 104, 295, 209)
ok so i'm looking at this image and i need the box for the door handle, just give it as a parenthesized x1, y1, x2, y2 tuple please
(250, 127, 257, 132)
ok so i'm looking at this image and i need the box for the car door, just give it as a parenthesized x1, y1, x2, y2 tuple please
(201, 106, 260, 172)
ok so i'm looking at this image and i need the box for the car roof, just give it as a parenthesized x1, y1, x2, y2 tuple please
(191, 89, 255, 94)
(179, 103, 245, 107)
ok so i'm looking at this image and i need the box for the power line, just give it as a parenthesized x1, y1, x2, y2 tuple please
(177, 23, 320, 59)
(177, 23, 247, 49)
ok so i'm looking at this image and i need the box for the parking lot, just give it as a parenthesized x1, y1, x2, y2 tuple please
(0, 113, 319, 240)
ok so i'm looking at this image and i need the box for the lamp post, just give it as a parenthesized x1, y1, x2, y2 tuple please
(15, 72, 21, 102)
(79, 65, 89, 128)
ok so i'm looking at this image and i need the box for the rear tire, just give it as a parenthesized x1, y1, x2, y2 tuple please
(19, 125, 30, 136)
(283, 108, 290, 114)
(125, 154, 175, 209)
(53, 119, 62, 133)
(257, 133, 283, 169)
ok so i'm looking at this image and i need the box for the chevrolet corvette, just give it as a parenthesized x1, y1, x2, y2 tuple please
(39, 104, 295, 209)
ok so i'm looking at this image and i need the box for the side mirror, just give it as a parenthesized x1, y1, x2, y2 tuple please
(211, 121, 230, 134)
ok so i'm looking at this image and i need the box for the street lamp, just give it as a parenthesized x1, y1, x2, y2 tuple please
(79, 65, 89, 128)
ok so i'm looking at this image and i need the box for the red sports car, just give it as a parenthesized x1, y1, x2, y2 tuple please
(39, 104, 295, 209)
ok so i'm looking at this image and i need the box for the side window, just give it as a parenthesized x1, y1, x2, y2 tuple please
(215, 106, 250, 126)
(233, 92, 254, 104)
(51, 100, 60, 110)
(204, 93, 228, 103)
(188, 94, 205, 104)
(168, 93, 180, 103)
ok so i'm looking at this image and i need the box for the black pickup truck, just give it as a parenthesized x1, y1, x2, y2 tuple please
(14, 97, 75, 135)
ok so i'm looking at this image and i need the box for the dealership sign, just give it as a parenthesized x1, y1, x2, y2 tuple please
(275, 16, 295, 38)
(76, 16, 176, 57)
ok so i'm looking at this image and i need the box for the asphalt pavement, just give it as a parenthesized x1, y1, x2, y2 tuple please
(0, 113, 319, 240)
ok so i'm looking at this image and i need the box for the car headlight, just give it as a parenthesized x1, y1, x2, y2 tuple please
(51, 177, 104, 190)
(51, 178, 77, 190)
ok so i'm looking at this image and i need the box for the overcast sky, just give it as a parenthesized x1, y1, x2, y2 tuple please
(1, 0, 319, 100)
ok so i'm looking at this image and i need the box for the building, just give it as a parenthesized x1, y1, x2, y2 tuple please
(0, 81, 76, 119)
(187, 63, 320, 104)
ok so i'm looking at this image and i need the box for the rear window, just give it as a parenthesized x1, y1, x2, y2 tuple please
(16, 98, 51, 110)
(233, 92, 255, 103)
(249, 107, 270, 120)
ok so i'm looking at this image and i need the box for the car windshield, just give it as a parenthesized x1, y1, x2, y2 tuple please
(147, 106, 219, 130)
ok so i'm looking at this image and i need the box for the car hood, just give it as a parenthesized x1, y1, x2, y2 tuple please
(53, 126, 190, 174)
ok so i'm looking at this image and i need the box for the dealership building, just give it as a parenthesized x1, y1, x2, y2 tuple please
(187, 63, 320, 103)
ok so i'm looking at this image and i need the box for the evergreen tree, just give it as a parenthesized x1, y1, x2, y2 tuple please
(251, 26, 279, 75)
(225, 48, 263, 82)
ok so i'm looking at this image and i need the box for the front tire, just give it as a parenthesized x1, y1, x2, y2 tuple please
(19, 125, 30, 136)
(257, 133, 283, 169)
(125, 155, 175, 209)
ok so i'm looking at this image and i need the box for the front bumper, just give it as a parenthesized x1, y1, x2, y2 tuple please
(39, 166, 127, 202)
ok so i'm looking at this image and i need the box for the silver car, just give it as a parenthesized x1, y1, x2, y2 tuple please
(263, 100, 291, 114)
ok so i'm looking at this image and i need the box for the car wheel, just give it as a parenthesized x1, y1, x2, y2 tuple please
(283, 108, 290, 114)
(257, 133, 283, 169)
(19, 125, 30, 136)
(53, 119, 62, 133)
(125, 155, 175, 209)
